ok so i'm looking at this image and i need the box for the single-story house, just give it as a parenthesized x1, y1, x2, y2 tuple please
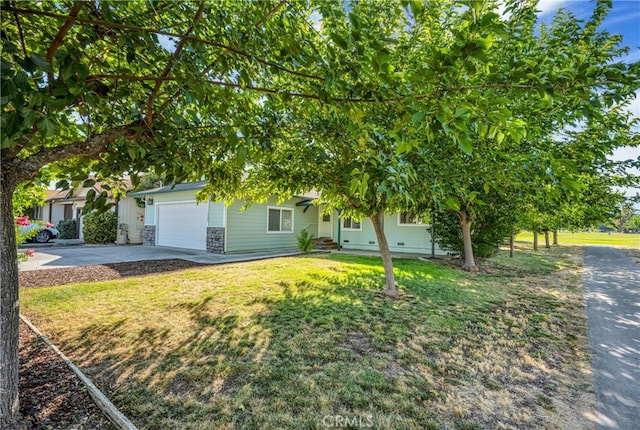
(33, 180, 145, 243)
(131, 181, 445, 255)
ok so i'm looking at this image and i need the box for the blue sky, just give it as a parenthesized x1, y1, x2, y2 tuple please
(536, 0, 639, 118)
(535, 1, 639, 197)
(536, 1, 639, 62)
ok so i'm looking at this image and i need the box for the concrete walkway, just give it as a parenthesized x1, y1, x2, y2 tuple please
(19, 244, 302, 271)
(584, 246, 640, 429)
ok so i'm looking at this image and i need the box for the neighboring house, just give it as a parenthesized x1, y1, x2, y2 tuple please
(34, 180, 145, 243)
(131, 181, 445, 255)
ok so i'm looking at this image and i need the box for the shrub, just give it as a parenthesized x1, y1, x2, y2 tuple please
(432, 207, 516, 259)
(57, 219, 77, 239)
(83, 210, 117, 244)
(297, 228, 315, 253)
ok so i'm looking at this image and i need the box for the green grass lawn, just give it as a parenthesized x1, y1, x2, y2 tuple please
(516, 230, 640, 248)
(21, 250, 595, 429)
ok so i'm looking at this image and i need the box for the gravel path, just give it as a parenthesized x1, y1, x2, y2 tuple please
(584, 246, 640, 430)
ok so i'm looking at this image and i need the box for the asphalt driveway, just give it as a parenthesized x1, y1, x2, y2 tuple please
(19, 244, 300, 271)
(584, 246, 640, 430)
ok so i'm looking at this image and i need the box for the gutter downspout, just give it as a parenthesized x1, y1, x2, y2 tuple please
(431, 212, 436, 259)
(337, 209, 342, 251)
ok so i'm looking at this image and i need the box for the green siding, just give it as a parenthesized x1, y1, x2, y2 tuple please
(334, 213, 445, 254)
(209, 202, 225, 227)
(226, 197, 318, 253)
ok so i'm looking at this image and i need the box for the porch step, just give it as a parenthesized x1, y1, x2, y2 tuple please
(313, 237, 338, 250)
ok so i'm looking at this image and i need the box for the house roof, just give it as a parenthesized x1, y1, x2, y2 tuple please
(45, 189, 69, 201)
(127, 181, 207, 197)
(45, 178, 135, 202)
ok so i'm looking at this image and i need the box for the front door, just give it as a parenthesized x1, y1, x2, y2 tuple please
(318, 210, 332, 239)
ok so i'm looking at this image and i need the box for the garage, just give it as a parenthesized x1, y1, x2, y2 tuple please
(157, 202, 208, 250)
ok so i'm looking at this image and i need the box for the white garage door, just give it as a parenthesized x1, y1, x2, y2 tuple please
(157, 202, 208, 250)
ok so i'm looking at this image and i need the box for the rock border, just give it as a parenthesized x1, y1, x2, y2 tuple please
(20, 315, 137, 430)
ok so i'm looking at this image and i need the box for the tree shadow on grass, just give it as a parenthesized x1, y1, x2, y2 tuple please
(54, 254, 589, 430)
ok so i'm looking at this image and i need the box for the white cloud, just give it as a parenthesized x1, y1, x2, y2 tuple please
(309, 10, 322, 32)
(536, 0, 571, 17)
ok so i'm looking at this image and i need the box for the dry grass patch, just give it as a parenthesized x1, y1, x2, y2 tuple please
(21, 248, 595, 429)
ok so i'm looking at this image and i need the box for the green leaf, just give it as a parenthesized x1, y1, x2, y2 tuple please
(454, 107, 471, 119)
(29, 53, 52, 72)
(457, 134, 473, 155)
(444, 197, 460, 211)
(330, 33, 348, 50)
(83, 179, 96, 188)
(37, 118, 57, 137)
(127, 145, 138, 160)
(412, 111, 427, 124)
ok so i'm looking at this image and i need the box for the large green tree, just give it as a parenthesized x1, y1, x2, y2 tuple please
(1, 1, 328, 425)
(406, 0, 639, 270)
(213, 102, 420, 297)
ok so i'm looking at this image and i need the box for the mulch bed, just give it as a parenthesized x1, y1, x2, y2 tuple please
(20, 259, 208, 289)
(18, 259, 209, 429)
(19, 321, 114, 430)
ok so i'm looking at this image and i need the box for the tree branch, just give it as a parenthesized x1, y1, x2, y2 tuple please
(146, 2, 205, 126)
(45, 1, 85, 83)
(86, 73, 623, 105)
(254, 0, 288, 29)
(10, 1, 27, 57)
(158, 0, 289, 113)
(7, 6, 325, 82)
(1, 127, 134, 185)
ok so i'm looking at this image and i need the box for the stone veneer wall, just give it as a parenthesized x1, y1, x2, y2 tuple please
(142, 225, 156, 246)
(207, 227, 225, 254)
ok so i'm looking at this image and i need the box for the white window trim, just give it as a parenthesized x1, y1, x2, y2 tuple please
(397, 212, 427, 227)
(342, 217, 363, 231)
(267, 206, 294, 234)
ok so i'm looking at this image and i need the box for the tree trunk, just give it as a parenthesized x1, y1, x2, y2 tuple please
(553, 230, 558, 245)
(533, 231, 538, 251)
(0, 175, 22, 428)
(370, 211, 400, 297)
(544, 230, 550, 248)
(509, 233, 514, 258)
(459, 209, 478, 272)
(0, 128, 125, 428)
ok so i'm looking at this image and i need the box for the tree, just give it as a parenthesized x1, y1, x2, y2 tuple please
(616, 201, 638, 232)
(626, 214, 640, 232)
(1, 1, 327, 425)
(405, 0, 640, 270)
(213, 102, 419, 297)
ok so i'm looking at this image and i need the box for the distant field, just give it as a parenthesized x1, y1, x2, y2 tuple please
(516, 231, 640, 248)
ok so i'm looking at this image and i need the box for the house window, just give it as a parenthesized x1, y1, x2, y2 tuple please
(342, 217, 362, 231)
(63, 204, 73, 220)
(32, 206, 43, 220)
(398, 211, 425, 226)
(267, 207, 293, 233)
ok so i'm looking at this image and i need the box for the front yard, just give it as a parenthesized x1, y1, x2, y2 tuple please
(20, 248, 595, 429)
